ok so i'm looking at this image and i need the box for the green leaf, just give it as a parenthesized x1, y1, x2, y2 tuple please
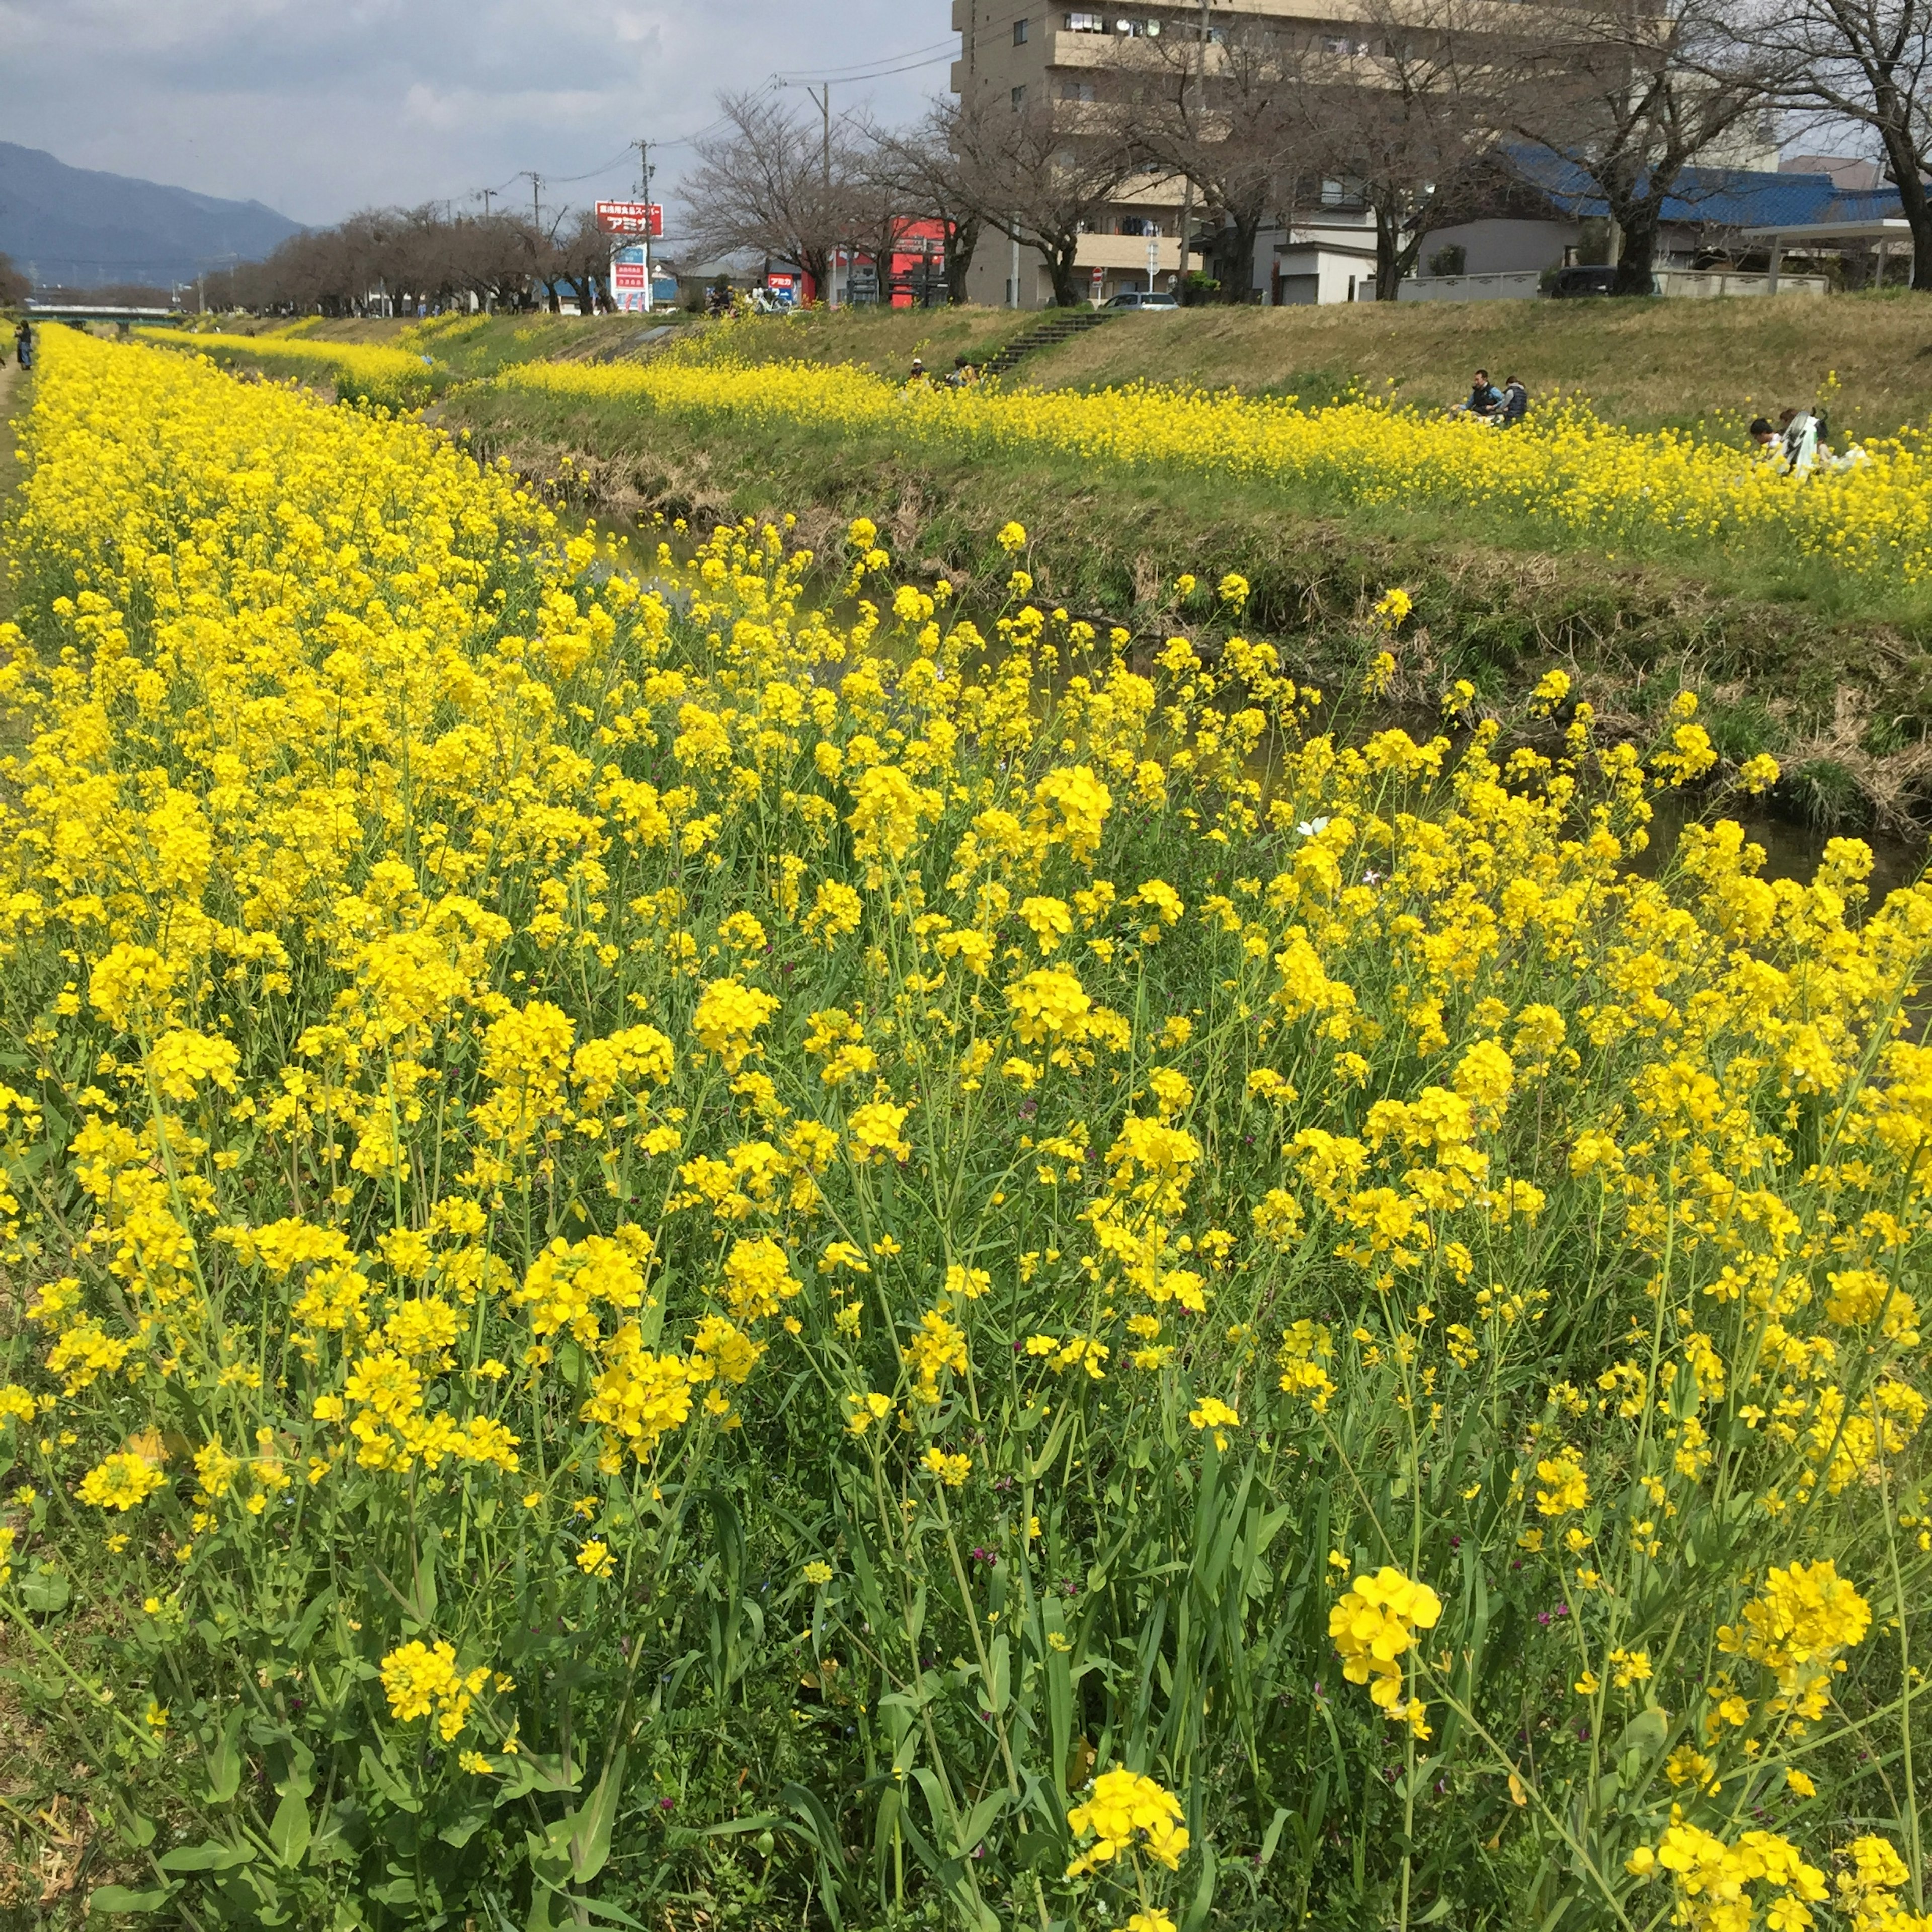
(20, 1567, 70, 1614)
(954, 1790, 1007, 1859)
(158, 1841, 256, 1873)
(87, 1885, 174, 1915)
(1618, 1706, 1671, 1760)
(1179, 1840, 1217, 1932)
(358, 1743, 421, 1815)
(568, 1744, 626, 1884)
(574, 1900, 647, 1928)
(269, 1788, 311, 1868)
(205, 1706, 246, 1805)
(983, 1633, 1010, 1715)
(1257, 1805, 1291, 1866)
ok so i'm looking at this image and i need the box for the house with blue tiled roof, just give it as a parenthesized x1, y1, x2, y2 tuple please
(1419, 144, 1906, 285)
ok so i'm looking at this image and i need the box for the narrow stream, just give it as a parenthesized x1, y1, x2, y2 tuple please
(581, 510, 1927, 900)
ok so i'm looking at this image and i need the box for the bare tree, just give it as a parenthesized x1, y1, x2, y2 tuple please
(1137, 14, 1316, 299)
(859, 98, 987, 304)
(550, 208, 615, 314)
(1748, 0, 1932, 286)
(952, 97, 1135, 306)
(1287, 0, 1519, 300)
(681, 90, 861, 299)
(1511, 0, 1778, 294)
(0, 253, 29, 307)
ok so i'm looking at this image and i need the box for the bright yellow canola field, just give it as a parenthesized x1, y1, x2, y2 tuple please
(134, 326, 442, 410)
(505, 349, 1932, 584)
(0, 327, 1928, 1930)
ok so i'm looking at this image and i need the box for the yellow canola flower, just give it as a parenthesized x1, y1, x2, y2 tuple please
(494, 353, 1932, 586)
(1065, 1767, 1189, 1878)
(379, 1639, 492, 1741)
(1330, 1566, 1442, 1738)
(137, 327, 444, 410)
(76, 1450, 167, 1511)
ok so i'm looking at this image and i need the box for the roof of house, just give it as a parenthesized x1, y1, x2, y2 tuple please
(1504, 144, 1904, 230)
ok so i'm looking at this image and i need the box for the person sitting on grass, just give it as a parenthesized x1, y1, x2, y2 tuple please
(906, 357, 929, 386)
(947, 353, 978, 388)
(1778, 405, 1820, 478)
(1748, 416, 1779, 458)
(1451, 368, 1502, 419)
(1499, 374, 1528, 426)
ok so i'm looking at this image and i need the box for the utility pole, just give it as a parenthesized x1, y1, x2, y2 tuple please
(635, 137, 654, 314)
(481, 187, 494, 218)
(1174, 0, 1210, 301)
(524, 172, 543, 228)
(779, 73, 843, 306)
(815, 84, 838, 309)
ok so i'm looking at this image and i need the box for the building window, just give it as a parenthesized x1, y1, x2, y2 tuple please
(1014, 16, 1029, 42)
(1012, 84, 1028, 107)
(1067, 8, 1106, 26)
(1058, 78, 1096, 101)
(1118, 216, 1161, 236)
(1320, 178, 1346, 205)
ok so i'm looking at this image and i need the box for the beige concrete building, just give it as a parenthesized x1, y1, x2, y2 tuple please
(950, 0, 1382, 306)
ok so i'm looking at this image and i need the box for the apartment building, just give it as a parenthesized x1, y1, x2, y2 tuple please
(950, 0, 1382, 306)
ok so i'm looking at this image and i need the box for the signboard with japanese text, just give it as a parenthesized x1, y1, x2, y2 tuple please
(611, 244, 651, 312)
(596, 200, 663, 236)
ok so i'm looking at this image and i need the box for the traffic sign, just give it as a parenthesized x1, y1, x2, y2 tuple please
(596, 201, 663, 236)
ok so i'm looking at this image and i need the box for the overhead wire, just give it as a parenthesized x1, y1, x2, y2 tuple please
(422, 28, 977, 212)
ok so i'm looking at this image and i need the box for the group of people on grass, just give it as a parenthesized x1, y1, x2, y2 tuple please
(1747, 407, 1866, 479)
(906, 355, 980, 388)
(1448, 368, 1528, 426)
(1447, 363, 1863, 479)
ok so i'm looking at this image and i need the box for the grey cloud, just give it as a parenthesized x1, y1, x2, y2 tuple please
(0, 0, 946, 226)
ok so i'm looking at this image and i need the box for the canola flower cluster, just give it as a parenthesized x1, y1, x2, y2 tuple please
(134, 325, 445, 411)
(0, 325, 1926, 1928)
(498, 348, 1932, 585)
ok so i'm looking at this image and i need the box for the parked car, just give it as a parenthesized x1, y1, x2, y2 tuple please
(1546, 264, 1654, 298)
(1101, 289, 1179, 310)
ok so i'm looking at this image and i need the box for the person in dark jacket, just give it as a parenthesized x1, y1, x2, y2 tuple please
(13, 319, 31, 371)
(1452, 369, 1501, 418)
(1499, 375, 1528, 425)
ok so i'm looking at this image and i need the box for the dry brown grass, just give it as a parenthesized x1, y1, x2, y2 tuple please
(273, 292, 1932, 438)
(1025, 290, 1932, 438)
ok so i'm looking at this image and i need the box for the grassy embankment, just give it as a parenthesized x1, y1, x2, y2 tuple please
(157, 298, 1932, 828)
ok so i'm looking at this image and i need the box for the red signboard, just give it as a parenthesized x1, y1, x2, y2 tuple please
(612, 261, 648, 289)
(596, 200, 663, 236)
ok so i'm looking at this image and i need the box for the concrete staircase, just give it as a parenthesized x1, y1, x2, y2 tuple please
(980, 308, 1113, 379)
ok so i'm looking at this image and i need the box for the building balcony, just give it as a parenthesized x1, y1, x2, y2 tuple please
(1075, 233, 1183, 270)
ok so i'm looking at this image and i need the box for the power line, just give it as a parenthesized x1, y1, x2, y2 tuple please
(772, 39, 958, 83)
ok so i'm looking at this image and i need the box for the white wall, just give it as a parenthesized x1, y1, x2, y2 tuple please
(1422, 218, 1576, 276)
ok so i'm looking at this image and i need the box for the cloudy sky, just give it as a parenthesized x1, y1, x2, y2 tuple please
(0, 0, 953, 226)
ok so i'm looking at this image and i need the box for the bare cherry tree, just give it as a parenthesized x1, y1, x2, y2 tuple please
(681, 89, 862, 299)
(1510, 0, 1778, 294)
(1137, 13, 1316, 299)
(952, 97, 1135, 307)
(1288, 0, 1521, 300)
(1747, 0, 1932, 285)
(549, 207, 616, 314)
(858, 98, 987, 304)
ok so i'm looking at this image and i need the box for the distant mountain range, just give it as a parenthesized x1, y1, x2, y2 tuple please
(0, 142, 303, 290)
